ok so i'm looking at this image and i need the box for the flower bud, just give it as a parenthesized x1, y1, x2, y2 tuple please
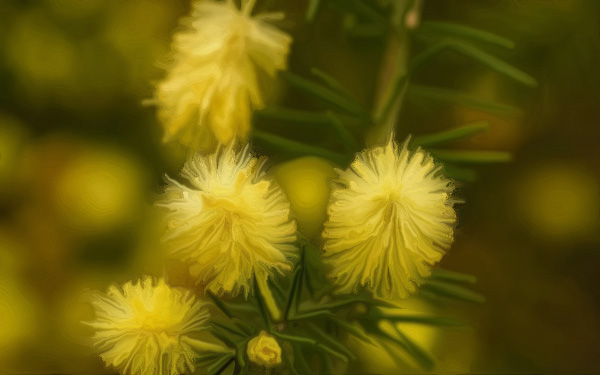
(246, 330, 282, 367)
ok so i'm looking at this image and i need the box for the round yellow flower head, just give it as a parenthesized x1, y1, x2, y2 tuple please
(322, 137, 457, 299)
(155, 0, 292, 150)
(88, 277, 218, 375)
(246, 330, 282, 367)
(158, 144, 297, 298)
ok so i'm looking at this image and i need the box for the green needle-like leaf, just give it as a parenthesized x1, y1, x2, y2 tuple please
(431, 268, 477, 284)
(310, 68, 357, 102)
(382, 314, 465, 327)
(285, 265, 303, 320)
(306, 0, 322, 22)
(281, 71, 370, 119)
(408, 84, 521, 114)
(253, 130, 348, 165)
(211, 320, 246, 338)
(289, 309, 336, 321)
(412, 121, 490, 146)
(430, 149, 513, 164)
(326, 111, 360, 150)
(410, 40, 537, 87)
(332, 319, 374, 344)
(206, 292, 233, 318)
(306, 322, 357, 360)
(291, 344, 312, 374)
(421, 279, 486, 303)
(392, 325, 437, 371)
(419, 21, 516, 49)
(206, 354, 235, 375)
(272, 332, 318, 346)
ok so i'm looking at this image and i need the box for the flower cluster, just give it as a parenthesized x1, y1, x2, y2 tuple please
(84, 0, 470, 374)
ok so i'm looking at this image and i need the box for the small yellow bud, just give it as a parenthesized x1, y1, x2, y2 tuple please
(246, 330, 282, 367)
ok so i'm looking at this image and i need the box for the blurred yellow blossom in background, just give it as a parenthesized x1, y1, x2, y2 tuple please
(155, 0, 292, 150)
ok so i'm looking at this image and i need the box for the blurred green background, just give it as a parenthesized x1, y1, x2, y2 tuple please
(0, 0, 599, 373)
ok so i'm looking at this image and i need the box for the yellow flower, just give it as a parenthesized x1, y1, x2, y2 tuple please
(88, 277, 224, 375)
(246, 330, 282, 367)
(155, 0, 292, 150)
(322, 137, 456, 299)
(157, 144, 297, 298)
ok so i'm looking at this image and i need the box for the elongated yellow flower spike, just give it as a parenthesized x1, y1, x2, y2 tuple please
(323, 137, 457, 299)
(157, 144, 297, 302)
(155, 0, 292, 150)
(88, 277, 227, 375)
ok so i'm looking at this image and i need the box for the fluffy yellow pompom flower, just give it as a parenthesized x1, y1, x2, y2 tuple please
(322, 137, 456, 299)
(87, 277, 226, 375)
(246, 330, 282, 367)
(155, 0, 292, 149)
(157, 144, 297, 299)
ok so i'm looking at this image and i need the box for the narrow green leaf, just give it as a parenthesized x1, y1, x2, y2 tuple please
(392, 326, 437, 371)
(206, 291, 232, 318)
(306, 322, 357, 360)
(284, 352, 300, 375)
(306, 0, 321, 22)
(285, 265, 303, 320)
(421, 279, 486, 303)
(408, 84, 521, 114)
(289, 309, 336, 321)
(449, 40, 537, 87)
(431, 268, 477, 284)
(430, 149, 513, 164)
(326, 111, 360, 150)
(206, 354, 235, 375)
(319, 352, 335, 374)
(272, 332, 318, 346)
(232, 318, 255, 336)
(332, 319, 374, 344)
(235, 339, 249, 369)
(419, 21, 515, 49)
(410, 40, 537, 87)
(301, 297, 366, 313)
(412, 121, 490, 146)
(211, 320, 246, 337)
(210, 328, 237, 348)
(291, 343, 313, 374)
(281, 71, 370, 119)
(383, 314, 464, 327)
(310, 68, 356, 102)
(253, 130, 348, 166)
